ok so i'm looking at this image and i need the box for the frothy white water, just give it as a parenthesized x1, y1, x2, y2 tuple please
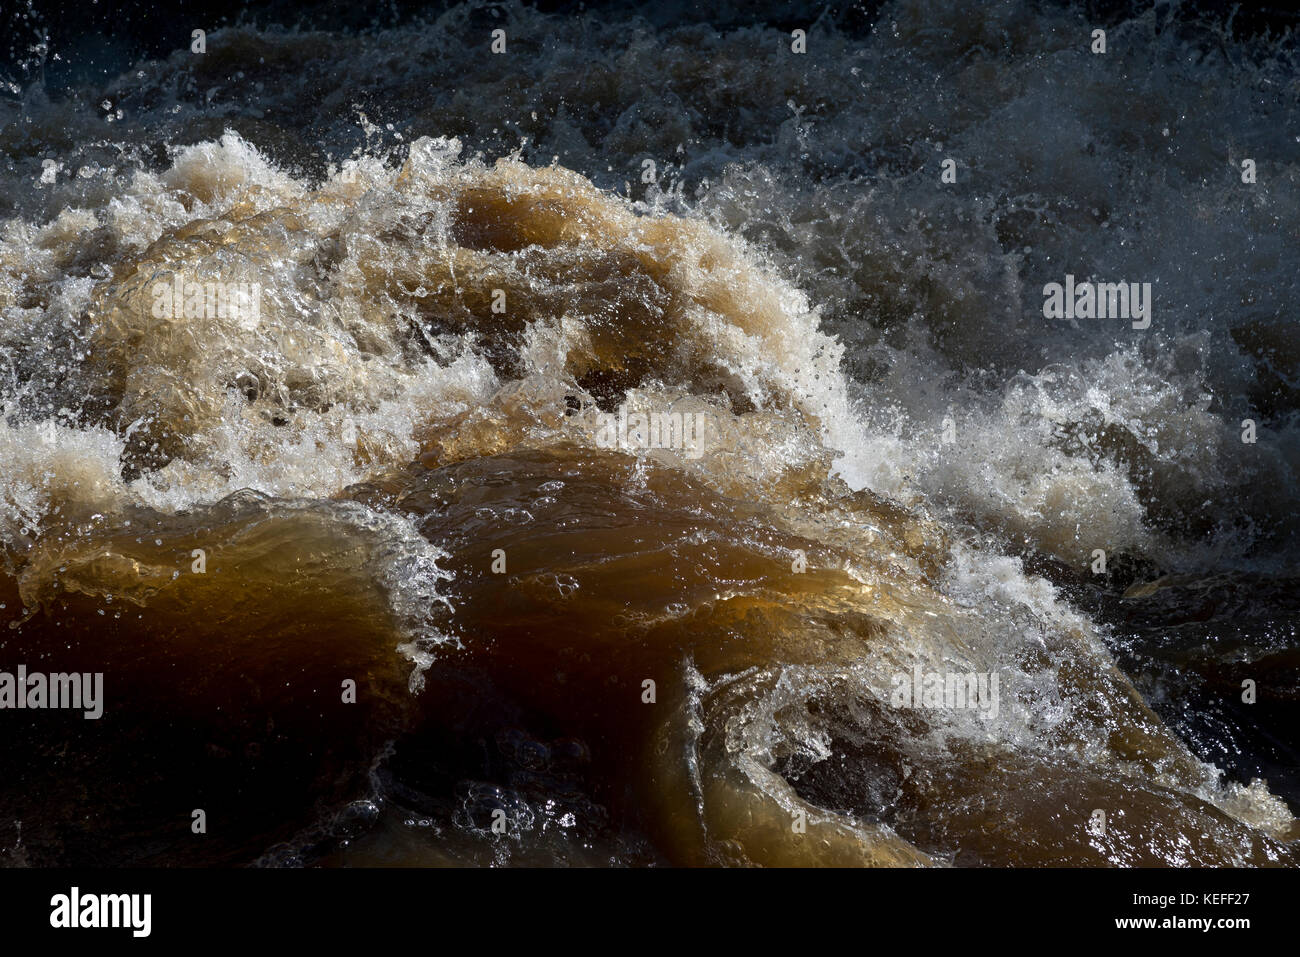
(4, 0, 1298, 574)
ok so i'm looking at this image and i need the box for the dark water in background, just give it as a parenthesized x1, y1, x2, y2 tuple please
(0, 0, 1298, 865)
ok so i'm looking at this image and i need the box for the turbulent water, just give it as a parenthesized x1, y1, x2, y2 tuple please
(1, 0, 1298, 866)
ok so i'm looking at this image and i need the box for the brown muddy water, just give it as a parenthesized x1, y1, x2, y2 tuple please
(1, 0, 1298, 866)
